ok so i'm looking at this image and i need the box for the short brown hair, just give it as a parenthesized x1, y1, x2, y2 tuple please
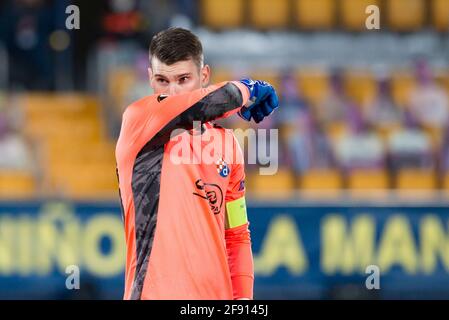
(149, 27, 204, 69)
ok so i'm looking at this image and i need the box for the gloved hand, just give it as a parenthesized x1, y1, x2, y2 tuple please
(237, 78, 279, 123)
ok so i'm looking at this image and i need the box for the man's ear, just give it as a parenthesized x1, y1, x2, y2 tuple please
(201, 64, 210, 87)
(148, 67, 154, 89)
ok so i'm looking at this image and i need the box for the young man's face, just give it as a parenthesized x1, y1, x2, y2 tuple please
(148, 57, 210, 95)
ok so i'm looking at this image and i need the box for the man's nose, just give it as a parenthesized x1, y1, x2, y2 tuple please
(168, 84, 179, 95)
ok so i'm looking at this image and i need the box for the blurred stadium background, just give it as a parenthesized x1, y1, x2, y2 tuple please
(1, 0, 449, 299)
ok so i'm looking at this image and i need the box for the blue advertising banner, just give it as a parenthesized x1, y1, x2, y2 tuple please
(0, 200, 448, 299)
(250, 202, 449, 299)
(0, 201, 124, 299)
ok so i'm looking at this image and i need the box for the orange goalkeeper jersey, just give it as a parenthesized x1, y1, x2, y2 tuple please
(115, 81, 254, 300)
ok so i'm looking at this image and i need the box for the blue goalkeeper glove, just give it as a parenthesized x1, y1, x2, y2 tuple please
(237, 78, 279, 123)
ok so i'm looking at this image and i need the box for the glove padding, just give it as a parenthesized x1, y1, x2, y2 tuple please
(237, 78, 279, 123)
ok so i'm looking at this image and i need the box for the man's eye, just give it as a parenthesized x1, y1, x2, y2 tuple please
(179, 77, 189, 83)
(157, 78, 168, 84)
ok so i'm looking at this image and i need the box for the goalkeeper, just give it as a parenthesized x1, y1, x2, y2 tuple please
(115, 27, 279, 300)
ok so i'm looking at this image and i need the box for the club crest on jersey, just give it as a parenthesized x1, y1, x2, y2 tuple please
(216, 157, 229, 178)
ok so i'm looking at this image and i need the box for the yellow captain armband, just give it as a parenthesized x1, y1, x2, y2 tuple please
(225, 197, 248, 229)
